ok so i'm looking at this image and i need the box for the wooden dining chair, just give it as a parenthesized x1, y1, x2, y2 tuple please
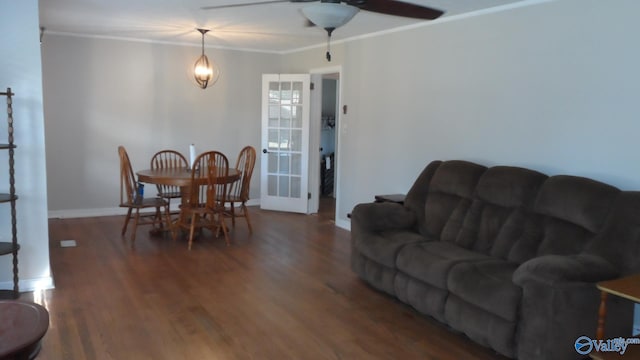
(177, 151, 230, 250)
(150, 150, 188, 211)
(220, 146, 256, 233)
(118, 146, 173, 242)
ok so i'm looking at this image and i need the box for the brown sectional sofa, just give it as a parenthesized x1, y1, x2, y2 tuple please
(350, 160, 640, 359)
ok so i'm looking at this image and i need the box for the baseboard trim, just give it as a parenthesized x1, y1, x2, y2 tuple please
(48, 200, 354, 228)
(0, 275, 55, 292)
(245, 199, 260, 207)
(336, 218, 351, 231)
(48, 207, 126, 219)
(49, 199, 263, 219)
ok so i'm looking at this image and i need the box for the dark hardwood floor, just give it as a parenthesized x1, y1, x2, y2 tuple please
(22, 205, 508, 359)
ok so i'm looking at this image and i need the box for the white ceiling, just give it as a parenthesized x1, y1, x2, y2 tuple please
(39, 0, 528, 53)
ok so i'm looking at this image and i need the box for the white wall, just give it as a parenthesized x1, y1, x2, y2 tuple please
(0, 1, 52, 291)
(42, 34, 282, 216)
(41, 0, 640, 231)
(283, 0, 640, 227)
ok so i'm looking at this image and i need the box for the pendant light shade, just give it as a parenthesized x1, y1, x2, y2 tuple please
(301, 3, 359, 29)
(194, 29, 220, 89)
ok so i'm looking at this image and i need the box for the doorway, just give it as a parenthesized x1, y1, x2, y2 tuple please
(308, 67, 341, 220)
(318, 75, 338, 218)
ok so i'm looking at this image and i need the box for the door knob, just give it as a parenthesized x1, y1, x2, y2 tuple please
(262, 149, 268, 154)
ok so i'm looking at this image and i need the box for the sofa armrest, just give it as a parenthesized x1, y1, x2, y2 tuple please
(512, 254, 628, 360)
(351, 202, 416, 233)
(513, 254, 619, 286)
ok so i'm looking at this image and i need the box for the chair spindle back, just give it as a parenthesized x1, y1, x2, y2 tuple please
(228, 146, 256, 201)
(118, 146, 137, 205)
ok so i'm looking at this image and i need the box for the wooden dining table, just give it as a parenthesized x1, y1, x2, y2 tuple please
(137, 167, 238, 187)
(136, 167, 240, 237)
(136, 166, 240, 204)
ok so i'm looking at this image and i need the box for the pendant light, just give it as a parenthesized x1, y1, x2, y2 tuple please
(302, 3, 358, 62)
(194, 28, 220, 89)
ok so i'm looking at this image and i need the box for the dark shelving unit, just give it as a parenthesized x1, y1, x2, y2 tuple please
(0, 88, 19, 299)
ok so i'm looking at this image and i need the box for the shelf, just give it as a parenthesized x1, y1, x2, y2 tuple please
(0, 88, 19, 296)
(0, 242, 19, 256)
(0, 194, 17, 203)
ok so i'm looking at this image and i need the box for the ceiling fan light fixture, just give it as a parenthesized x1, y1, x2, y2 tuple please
(301, 3, 359, 29)
(194, 28, 220, 89)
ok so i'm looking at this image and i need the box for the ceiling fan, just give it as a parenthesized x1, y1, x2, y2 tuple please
(202, 0, 444, 61)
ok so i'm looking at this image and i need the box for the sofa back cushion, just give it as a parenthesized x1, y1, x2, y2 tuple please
(454, 166, 547, 257)
(585, 191, 640, 275)
(424, 160, 486, 242)
(405, 160, 443, 236)
(586, 191, 640, 275)
(507, 175, 620, 263)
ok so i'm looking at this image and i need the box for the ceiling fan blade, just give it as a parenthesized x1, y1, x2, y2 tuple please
(201, 0, 317, 10)
(201, 0, 290, 10)
(347, 0, 443, 20)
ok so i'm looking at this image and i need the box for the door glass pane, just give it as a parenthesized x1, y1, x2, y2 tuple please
(291, 154, 301, 175)
(281, 82, 292, 103)
(280, 105, 291, 128)
(291, 129, 302, 152)
(278, 154, 289, 174)
(268, 175, 278, 196)
(292, 82, 303, 104)
(269, 105, 279, 127)
(279, 129, 290, 150)
(268, 130, 279, 151)
(268, 153, 278, 173)
(269, 82, 280, 104)
(292, 105, 303, 128)
(279, 176, 290, 197)
(291, 177, 301, 198)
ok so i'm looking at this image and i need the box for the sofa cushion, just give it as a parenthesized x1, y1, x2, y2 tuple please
(352, 230, 426, 268)
(447, 260, 521, 322)
(395, 272, 449, 323)
(396, 242, 490, 289)
(445, 295, 518, 358)
(351, 250, 398, 296)
(586, 191, 640, 275)
(534, 175, 619, 234)
(404, 160, 442, 237)
(424, 160, 486, 242)
(507, 212, 598, 263)
(506, 175, 620, 263)
(475, 166, 547, 208)
(454, 166, 547, 257)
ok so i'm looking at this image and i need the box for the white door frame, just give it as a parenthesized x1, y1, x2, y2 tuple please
(308, 65, 342, 220)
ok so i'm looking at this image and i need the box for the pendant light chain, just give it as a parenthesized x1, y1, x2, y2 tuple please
(201, 30, 206, 56)
(325, 27, 334, 62)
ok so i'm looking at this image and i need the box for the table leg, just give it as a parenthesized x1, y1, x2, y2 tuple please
(180, 185, 190, 206)
(174, 185, 192, 231)
(596, 291, 607, 341)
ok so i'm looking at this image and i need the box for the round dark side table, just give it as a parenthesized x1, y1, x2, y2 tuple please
(0, 300, 49, 360)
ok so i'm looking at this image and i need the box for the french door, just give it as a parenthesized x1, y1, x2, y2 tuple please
(260, 74, 310, 213)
